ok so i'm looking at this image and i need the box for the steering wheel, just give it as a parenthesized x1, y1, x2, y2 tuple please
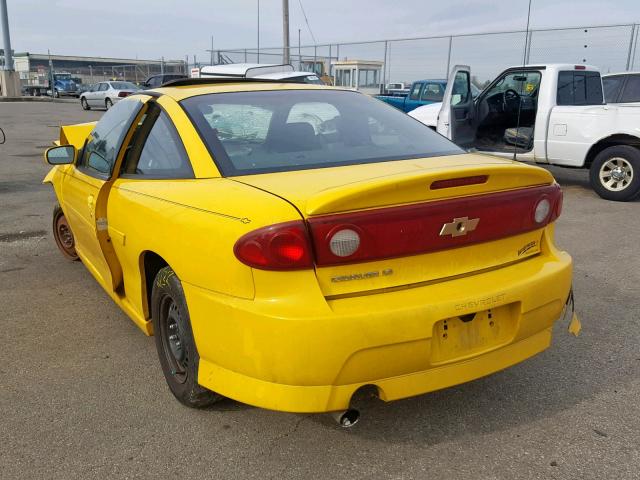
(503, 89, 521, 111)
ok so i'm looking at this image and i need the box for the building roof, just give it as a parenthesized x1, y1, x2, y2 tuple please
(332, 60, 384, 67)
(13, 52, 184, 66)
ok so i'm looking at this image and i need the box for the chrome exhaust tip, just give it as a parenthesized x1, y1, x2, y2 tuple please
(331, 409, 360, 428)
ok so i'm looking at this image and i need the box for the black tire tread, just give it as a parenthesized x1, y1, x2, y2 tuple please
(151, 266, 222, 408)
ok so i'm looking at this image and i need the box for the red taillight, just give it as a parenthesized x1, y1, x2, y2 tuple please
(234, 221, 313, 270)
(308, 184, 563, 266)
(118, 91, 130, 98)
(574, 65, 586, 70)
(430, 175, 488, 190)
(555, 189, 564, 217)
(235, 185, 563, 270)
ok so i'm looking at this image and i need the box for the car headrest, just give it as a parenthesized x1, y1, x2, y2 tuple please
(267, 122, 320, 153)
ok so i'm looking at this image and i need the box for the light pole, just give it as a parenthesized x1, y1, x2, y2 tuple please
(0, 0, 20, 96)
(0, 0, 13, 70)
(257, 0, 260, 63)
(298, 28, 301, 70)
(282, 0, 290, 64)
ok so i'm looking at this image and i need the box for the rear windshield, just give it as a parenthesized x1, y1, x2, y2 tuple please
(181, 89, 462, 176)
(110, 82, 140, 90)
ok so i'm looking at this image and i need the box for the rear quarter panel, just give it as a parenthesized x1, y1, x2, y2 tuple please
(546, 104, 640, 166)
(106, 177, 302, 321)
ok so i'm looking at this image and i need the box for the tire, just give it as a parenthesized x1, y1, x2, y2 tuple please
(105, 98, 113, 110)
(151, 266, 222, 408)
(52, 205, 79, 261)
(81, 97, 90, 110)
(589, 145, 640, 201)
(53, 89, 59, 98)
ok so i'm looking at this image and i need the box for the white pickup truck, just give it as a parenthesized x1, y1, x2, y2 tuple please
(409, 64, 640, 201)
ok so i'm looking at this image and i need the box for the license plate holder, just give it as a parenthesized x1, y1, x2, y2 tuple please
(431, 304, 518, 365)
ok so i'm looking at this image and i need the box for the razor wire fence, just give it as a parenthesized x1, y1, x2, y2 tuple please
(207, 23, 640, 89)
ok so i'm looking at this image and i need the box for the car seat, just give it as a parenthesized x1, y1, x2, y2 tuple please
(504, 126, 534, 149)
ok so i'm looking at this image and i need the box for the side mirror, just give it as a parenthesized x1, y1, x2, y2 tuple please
(45, 145, 76, 165)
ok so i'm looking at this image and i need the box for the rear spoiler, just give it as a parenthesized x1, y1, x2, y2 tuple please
(58, 122, 96, 149)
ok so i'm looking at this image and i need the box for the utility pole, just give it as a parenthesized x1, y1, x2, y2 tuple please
(0, 0, 13, 70)
(0, 0, 20, 96)
(257, 0, 260, 63)
(282, 0, 290, 64)
(298, 29, 301, 70)
(210, 36, 214, 65)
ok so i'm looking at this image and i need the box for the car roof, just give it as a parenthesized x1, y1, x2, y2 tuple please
(254, 71, 318, 80)
(602, 72, 640, 77)
(413, 79, 447, 83)
(200, 63, 295, 78)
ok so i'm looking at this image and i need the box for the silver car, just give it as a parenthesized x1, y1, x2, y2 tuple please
(80, 81, 140, 110)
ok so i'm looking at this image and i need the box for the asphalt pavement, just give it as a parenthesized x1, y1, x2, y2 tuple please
(1, 102, 638, 480)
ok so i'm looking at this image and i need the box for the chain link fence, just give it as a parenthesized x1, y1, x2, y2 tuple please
(12, 53, 187, 95)
(210, 23, 640, 90)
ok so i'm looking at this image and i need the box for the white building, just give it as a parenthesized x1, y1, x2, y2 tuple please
(332, 59, 384, 95)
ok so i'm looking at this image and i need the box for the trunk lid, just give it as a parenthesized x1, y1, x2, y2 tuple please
(234, 153, 558, 297)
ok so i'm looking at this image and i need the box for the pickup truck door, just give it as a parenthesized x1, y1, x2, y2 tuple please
(404, 82, 424, 112)
(60, 98, 145, 291)
(437, 65, 475, 146)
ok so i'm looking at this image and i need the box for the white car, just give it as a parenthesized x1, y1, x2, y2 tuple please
(409, 64, 640, 201)
(80, 81, 141, 111)
(197, 63, 324, 84)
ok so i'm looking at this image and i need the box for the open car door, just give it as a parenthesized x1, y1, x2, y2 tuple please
(59, 98, 147, 293)
(437, 65, 475, 147)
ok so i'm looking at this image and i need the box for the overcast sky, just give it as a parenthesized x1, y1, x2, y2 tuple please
(5, 0, 640, 60)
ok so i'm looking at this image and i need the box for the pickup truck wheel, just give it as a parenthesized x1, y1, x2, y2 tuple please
(105, 98, 112, 110)
(81, 97, 90, 110)
(151, 266, 223, 408)
(590, 145, 640, 201)
(52, 205, 79, 260)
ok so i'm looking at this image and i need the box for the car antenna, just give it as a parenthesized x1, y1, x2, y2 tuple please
(513, 0, 533, 160)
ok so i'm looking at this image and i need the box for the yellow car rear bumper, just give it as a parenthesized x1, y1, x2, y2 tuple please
(186, 247, 572, 413)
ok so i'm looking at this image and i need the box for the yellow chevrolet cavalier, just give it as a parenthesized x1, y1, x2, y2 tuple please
(44, 78, 572, 422)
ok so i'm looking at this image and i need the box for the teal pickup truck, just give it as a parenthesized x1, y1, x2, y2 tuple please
(376, 79, 479, 113)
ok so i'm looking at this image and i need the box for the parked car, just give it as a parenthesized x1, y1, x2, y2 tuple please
(409, 64, 640, 201)
(142, 73, 187, 88)
(198, 63, 324, 84)
(43, 78, 574, 422)
(80, 81, 141, 110)
(384, 82, 410, 96)
(602, 72, 640, 104)
(376, 79, 480, 113)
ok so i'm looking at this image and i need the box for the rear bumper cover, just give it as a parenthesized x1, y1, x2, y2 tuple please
(185, 235, 572, 413)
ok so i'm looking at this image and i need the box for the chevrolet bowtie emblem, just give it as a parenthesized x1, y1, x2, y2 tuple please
(439, 216, 480, 237)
